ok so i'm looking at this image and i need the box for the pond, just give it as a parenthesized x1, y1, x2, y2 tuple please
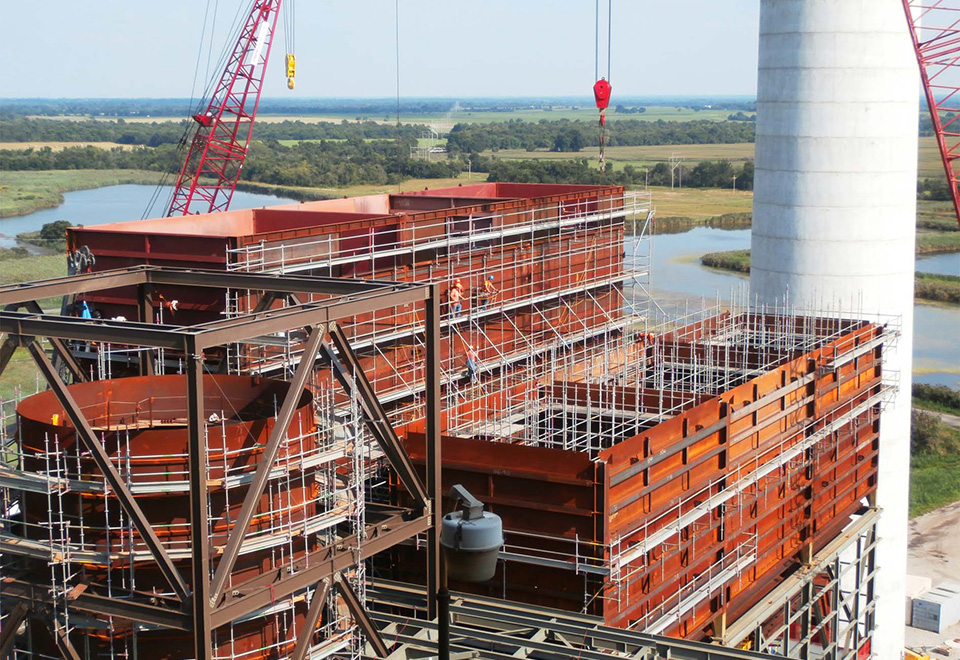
(0, 185, 296, 248)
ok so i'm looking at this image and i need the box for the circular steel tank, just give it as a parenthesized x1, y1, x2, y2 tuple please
(17, 374, 320, 659)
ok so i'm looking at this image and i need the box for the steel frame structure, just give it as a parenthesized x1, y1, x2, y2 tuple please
(0, 265, 443, 660)
(365, 580, 780, 660)
(167, 0, 282, 216)
(903, 0, 960, 227)
(720, 508, 880, 659)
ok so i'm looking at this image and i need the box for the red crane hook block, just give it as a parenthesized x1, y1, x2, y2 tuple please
(593, 78, 612, 111)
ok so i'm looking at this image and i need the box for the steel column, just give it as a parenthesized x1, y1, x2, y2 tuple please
(137, 282, 155, 376)
(185, 339, 212, 660)
(425, 283, 443, 622)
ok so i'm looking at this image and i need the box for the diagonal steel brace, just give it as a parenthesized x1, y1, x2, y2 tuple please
(27, 343, 189, 601)
(208, 326, 325, 605)
(336, 574, 390, 658)
(290, 578, 332, 660)
(326, 323, 430, 510)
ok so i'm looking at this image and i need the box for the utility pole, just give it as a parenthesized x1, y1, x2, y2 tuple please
(732, 174, 737, 192)
(670, 153, 683, 189)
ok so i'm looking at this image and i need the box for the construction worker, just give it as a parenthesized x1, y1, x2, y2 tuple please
(464, 344, 479, 381)
(447, 279, 464, 317)
(479, 275, 498, 308)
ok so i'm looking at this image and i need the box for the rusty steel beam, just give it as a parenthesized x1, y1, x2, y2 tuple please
(327, 323, 429, 510)
(0, 602, 27, 659)
(0, 336, 19, 377)
(211, 510, 431, 628)
(290, 578, 331, 660)
(0, 267, 148, 306)
(336, 575, 389, 658)
(4, 312, 187, 349)
(26, 343, 190, 602)
(192, 287, 427, 350)
(0, 578, 190, 631)
(19, 301, 88, 384)
(185, 339, 212, 660)
(144, 266, 400, 296)
(250, 291, 278, 314)
(46, 617, 82, 660)
(209, 326, 325, 605)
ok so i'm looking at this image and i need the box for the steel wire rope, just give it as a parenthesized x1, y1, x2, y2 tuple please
(395, 0, 402, 162)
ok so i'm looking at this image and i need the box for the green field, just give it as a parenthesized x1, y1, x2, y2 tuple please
(911, 450, 960, 517)
(644, 185, 753, 219)
(0, 169, 161, 218)
(917, 231, 960, 254)
(237, 172, 485, 201)
(489, 143, 756, 171)
(0, 253, 67, 400)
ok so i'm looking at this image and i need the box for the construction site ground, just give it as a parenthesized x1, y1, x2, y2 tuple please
(905, 499, 960, 657)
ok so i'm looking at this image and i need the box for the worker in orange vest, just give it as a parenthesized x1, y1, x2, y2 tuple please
(480, 275, 498, 308)
(447, 278, 464, 317)
(464, 344, 479, 381)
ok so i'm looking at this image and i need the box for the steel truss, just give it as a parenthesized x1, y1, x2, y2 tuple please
(903, 0, 960, 228)
(0, 266, 444, 660)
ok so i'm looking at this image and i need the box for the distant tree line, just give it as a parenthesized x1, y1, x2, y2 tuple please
(446, 119, 757, 153)
(0, 138, 465, 188)
(0, 117, 424, 145)
(481, 156, 755, 190)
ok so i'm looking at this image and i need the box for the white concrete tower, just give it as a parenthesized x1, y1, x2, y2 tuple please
(751, 1, 918, 657)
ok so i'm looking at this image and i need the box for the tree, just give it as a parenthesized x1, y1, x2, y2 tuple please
(39, 220, 73, 241)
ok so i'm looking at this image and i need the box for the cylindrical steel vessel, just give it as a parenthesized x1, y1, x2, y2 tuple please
(751, 2, 918, 656)
(17, 374, 319, 659)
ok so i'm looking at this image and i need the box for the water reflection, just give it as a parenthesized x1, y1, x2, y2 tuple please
(0, 185, 295, 248)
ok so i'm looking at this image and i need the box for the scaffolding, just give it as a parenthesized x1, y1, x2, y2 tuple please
(2, 183, 898, 658)
(0, 268, 444, 660)
(389, 298, 897, 658)
(222, 190, 653, 430)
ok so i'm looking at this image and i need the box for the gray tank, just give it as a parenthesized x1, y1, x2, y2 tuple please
(440, 486, 503, 583)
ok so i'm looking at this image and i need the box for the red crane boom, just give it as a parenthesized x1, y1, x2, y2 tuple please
(903, 0, 960, 228)
(167, 0, 282, 216)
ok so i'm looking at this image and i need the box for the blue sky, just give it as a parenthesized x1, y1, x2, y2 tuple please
(2, 0, 760, 98)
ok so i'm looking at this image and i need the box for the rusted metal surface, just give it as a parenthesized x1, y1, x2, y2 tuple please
(391, 316, 885, 647)
(16, 374, 316, 657)
(0, 268, 443, 660)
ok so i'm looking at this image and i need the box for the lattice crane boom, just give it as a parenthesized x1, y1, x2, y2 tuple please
(903, 0, 960, 228)
(167, 0, 283, 217)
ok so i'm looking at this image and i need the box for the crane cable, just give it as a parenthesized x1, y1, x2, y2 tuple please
(593, 0, 613, 173)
